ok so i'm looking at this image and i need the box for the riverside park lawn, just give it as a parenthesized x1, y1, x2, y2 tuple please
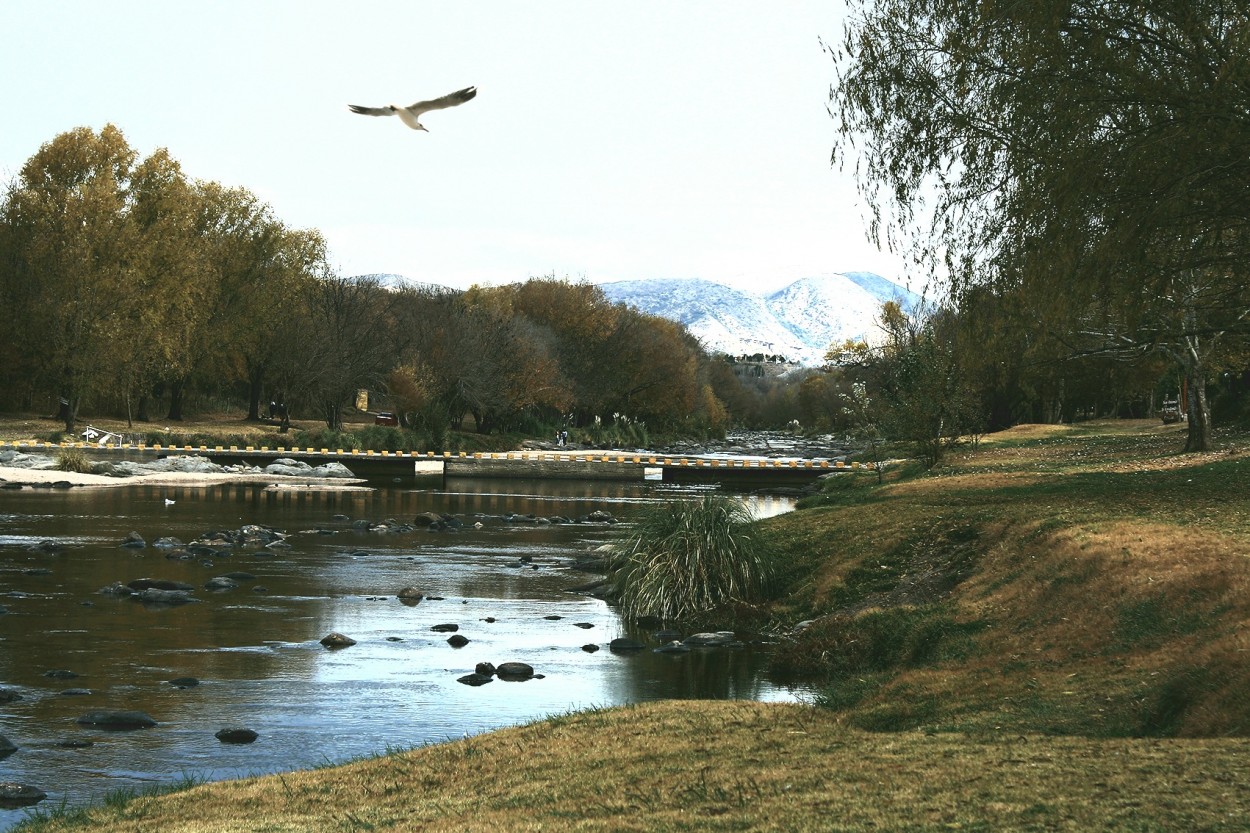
(11, 418, 1250, 832)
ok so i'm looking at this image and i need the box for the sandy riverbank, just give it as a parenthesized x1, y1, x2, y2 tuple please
(0, 466, 372, 490)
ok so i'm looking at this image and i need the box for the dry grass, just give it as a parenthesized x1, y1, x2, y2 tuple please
(0, 413, 331, 445)
(773, 419, 1250, 738)
(19, 700, 1250, 833)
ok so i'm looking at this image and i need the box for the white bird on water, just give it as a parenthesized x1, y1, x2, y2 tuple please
(348, 86, 477, 132)
(163, 498, 175, 506)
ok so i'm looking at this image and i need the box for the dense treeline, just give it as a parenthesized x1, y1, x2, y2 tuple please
(0, 125, 772, 441)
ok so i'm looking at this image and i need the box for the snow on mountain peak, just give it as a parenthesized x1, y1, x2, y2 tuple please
(600, 272, 918, 365)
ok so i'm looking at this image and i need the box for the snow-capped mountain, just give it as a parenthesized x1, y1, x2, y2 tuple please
(600, 272, 919, 365)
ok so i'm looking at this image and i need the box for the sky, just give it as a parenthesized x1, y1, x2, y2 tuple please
(0, 1, 909, 296)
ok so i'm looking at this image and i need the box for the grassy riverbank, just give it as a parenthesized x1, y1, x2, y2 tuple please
(14, 418, 1250, 831)
(766, 419, 1250, 740)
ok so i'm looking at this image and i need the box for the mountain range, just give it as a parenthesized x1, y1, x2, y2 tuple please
(598, 272, 919, 365)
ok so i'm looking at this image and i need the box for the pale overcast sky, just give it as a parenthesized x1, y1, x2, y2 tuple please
(0, 1, 909, 295)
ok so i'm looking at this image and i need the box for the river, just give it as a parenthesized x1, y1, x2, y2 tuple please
(0, 476, 804, 827)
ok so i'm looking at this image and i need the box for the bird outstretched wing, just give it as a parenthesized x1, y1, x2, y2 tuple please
(405, 86, 477, 115)
(347, 104, 395, 117)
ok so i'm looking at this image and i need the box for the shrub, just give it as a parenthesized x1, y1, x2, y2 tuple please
(610, 495, 777, 624)
(56, 447, 91, 473)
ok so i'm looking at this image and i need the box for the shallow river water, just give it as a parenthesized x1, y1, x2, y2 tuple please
(0, 476, 802, 827)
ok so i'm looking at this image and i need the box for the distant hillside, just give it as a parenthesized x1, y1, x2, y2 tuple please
(599, 273, 919, 365)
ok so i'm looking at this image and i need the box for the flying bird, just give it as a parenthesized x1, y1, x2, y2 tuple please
(348, 86, 477, 132)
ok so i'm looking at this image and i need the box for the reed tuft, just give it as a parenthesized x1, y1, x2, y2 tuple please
(610, 494, 776, 623)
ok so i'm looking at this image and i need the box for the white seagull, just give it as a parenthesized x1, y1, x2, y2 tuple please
(348, 86, 477, 132)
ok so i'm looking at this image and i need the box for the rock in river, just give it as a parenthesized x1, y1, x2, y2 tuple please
(0, 782, 46, 808)
(495, 662, 535, 681)
(319, 632, 356, 648)
(76, 710, 157, 730)
(456, 673, 493, 686)
(215, 728, 259, 744)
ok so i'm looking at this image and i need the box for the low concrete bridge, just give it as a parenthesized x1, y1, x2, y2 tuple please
(1, 439, 874, 485)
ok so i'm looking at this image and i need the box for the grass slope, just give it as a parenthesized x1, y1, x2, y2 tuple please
(768, 419, 1250, 738)
(17, 701, 1250, 832)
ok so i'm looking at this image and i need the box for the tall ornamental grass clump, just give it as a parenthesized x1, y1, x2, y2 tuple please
(611, 495, 776, 623)
(55, 447, 91, 473)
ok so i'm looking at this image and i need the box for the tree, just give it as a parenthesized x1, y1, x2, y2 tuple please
(182, 182, 323, 422)
(839, 381, 884, 483)
(831, 302, 979, 468)
(831, 1, 1250, 451)
(0, 125, 138, 432)
(286, 274, 395, 431)
(118, 148, 209, 425)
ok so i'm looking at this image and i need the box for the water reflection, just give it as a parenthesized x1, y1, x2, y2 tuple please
(0, 478, 803, 828)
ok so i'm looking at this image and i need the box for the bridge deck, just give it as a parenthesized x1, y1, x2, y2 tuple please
(1, 440, 873, 484)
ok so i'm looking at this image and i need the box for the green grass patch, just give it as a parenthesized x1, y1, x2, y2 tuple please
(1111, 594, 1213, 653)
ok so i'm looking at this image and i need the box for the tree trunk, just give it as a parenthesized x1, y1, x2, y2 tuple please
(60, 393, 78, 435)
(166, 379, 186, 421)
(246, 370, 264, 422)
(1184, 366, 1212, 452)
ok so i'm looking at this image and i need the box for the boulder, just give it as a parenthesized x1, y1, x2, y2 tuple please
(495, 662, 535, 681)
(169, 677, 199, 688)
(264, 458, 314, 477)
(0, 688, 20, 704)
(0, 782, 46, 808)
(204, 577, 240, 591)
(446, 634, 470, 648)
(215, 728, 259, 744)
(120, 531, 146, 549)
(0, 735, 16, 759)
(431, 623, 459, 633)
(581, 644, 600, 653)
(609, 638, 645, 652)
(456, 673, 493, 686)
(135, 588, 197, 606)
(474, 662, 496, 676)
(312, 462, 356, 479)
(76, 710, 156, 730)
(43, 670, 78, 680)
(319, 632, 356, 648)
